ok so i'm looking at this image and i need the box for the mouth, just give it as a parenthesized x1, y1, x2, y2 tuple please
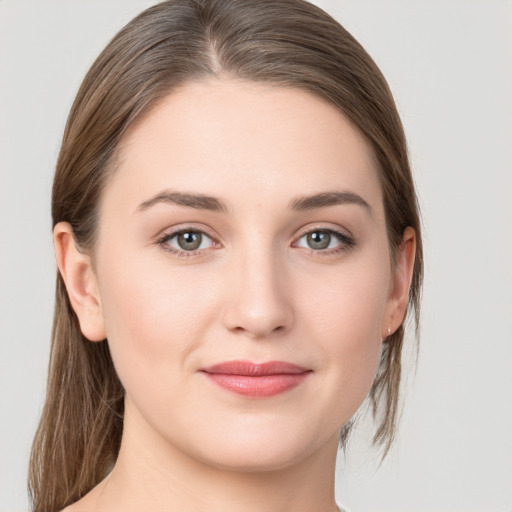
(199, 360, 312, 398)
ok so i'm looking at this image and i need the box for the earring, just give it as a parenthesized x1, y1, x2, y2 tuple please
(387, 324, 392, 336)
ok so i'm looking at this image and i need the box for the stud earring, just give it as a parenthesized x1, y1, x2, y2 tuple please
(387, 324, 392, 336)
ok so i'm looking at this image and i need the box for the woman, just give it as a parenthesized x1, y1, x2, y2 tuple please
(29, 1, 422, 511)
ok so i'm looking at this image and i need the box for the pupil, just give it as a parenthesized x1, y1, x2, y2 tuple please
(307, 231, 330, 250)
(178, 232, 202, 250)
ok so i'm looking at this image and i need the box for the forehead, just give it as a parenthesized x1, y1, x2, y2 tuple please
(107, 78, 383, 217)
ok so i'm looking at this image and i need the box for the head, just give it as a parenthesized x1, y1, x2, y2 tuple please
(30, 0, 422, 510)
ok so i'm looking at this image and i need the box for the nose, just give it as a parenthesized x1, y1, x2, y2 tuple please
(222, 247, 294, 339)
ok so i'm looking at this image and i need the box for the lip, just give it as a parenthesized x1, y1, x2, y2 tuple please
(200, 360, 312, 398)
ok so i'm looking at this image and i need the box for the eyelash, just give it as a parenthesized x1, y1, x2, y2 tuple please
(293, 227, 355, 257)
(156, 227, 218, 258)
(156, 226, 355, 258)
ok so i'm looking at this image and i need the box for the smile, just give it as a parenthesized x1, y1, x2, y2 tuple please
(200, 360, 312, 398)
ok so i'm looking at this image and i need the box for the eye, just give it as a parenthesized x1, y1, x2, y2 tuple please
(160, 229, 215, 253)
(294, 229, 354, 252)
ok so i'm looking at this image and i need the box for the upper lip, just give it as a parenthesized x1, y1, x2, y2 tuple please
(201, 360, 311, 376)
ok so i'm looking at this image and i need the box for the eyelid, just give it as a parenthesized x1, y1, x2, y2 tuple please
(154, 223, 355, 258)
(295, 223, 354, 240)
(155, 224, 221, 257)
(292, 225, 356, 254)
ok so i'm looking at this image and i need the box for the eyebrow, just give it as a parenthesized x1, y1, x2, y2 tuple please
(135, 189, 372, 215)
(136, 190, 229, 213)
(289, 191, 372, 214)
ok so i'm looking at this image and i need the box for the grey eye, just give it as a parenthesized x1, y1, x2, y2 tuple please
(305, 231, 333, 250)
(177, 231, 203, 250)
(295, 229, 351, 252)
(165, 230, 214, 252)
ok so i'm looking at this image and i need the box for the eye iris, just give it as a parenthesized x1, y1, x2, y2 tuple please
(307, 231, 331, 250)
(177, 231, 202, 250)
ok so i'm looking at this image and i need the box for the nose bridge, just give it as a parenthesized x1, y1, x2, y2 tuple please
(223, 235, 294, 338)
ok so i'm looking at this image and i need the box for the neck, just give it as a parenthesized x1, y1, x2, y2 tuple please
(92, 404, 340, 512)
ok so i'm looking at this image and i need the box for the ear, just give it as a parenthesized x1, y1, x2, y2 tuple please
(382, 227, 416, 338)
(53, 222, 106, 342)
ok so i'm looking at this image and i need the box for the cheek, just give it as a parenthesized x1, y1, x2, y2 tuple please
(95, 250, 220, 388)
(296, 254, 390, 397)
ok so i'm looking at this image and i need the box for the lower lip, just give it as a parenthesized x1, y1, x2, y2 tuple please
(203, 373, 310, 397)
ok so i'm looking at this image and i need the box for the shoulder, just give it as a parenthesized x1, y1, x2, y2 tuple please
(58, 496, 92, 512)
(60, 505, 79, 512)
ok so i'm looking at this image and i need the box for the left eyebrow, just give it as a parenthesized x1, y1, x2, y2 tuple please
(289, 191, 373, 215)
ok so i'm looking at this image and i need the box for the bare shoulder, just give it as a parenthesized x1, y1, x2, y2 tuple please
(60, 503, 83, 512)
(57, 476, 108, 512)
(58, 493, 96, 512)
(59, 502, 90, 512)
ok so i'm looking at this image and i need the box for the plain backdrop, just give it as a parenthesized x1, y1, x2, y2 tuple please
(0, 1, 511, 511)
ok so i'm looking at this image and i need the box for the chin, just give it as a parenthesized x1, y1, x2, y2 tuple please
(181, 416, 337, 473)
(198, 443, 313, 473)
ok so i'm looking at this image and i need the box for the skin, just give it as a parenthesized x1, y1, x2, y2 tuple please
(56, 78, 415, 512)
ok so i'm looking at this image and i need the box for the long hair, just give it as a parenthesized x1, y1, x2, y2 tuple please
(29, 1, 423, 510)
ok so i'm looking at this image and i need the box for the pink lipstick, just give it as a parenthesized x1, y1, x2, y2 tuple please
(200, 360, 311, 397)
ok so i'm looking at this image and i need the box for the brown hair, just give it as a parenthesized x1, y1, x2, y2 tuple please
(29, 0, 423, 510)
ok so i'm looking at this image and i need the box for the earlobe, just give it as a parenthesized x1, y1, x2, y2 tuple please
(53, 222, 106, 342)
(383, 227, 416, 338)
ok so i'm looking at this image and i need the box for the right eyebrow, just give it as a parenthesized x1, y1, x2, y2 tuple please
(135, 190, 229, 214)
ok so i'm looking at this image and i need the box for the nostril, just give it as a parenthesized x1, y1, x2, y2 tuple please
(221, 269, 294, 337)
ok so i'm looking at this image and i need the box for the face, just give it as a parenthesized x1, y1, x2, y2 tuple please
(83, 79, 402, 471)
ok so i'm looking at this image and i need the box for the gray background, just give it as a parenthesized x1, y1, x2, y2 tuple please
(1, 1, 511, 511)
